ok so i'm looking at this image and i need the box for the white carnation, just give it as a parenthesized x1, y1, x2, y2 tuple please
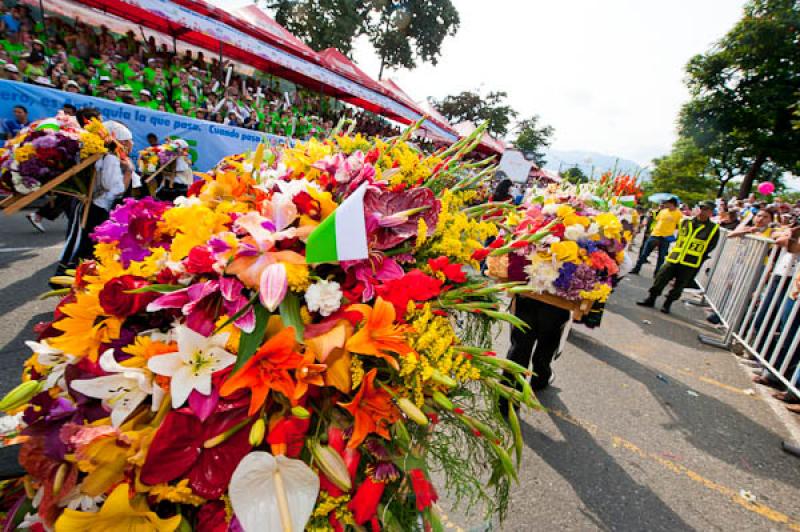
(564, 224, 587, 241)
(524, 256, 561, 293)
(542, 203, 559, 216)
(306, 280, 343, 317)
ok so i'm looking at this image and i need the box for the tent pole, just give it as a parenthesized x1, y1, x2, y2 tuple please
(38, 0, 47, 36)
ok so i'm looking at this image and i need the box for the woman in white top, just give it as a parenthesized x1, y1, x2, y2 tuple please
(58, 121, 136, 272)
(156, 139, 193, 202)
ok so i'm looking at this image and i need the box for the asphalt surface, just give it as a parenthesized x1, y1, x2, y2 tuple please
(1, 212, 799, 531)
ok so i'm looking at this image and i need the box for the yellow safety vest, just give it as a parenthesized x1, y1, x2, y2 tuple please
(666, 219, 719, 268)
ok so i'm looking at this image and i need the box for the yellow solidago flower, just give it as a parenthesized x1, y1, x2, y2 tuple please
(13, 144, 36, 163)
(350, 356, 365, 389)
(415, 217, 428, 249)
(148, 479, 206, 506)
(54, 483, 181, 532)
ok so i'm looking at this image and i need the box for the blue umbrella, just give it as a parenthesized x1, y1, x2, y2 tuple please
(648, 192, 679, 204)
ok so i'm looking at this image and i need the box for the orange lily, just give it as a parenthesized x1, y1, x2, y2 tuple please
(293, 350, 326, 401)
(346, 297, 414, 370)
(305, 320, 353, 393)
(220, 327, 302, 415)
(339, 369, 399, 448)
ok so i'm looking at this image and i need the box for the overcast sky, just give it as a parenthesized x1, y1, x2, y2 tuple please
(214, 1, 746, 166)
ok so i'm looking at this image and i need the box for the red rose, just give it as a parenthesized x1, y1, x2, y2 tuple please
(185, 245, 216, 275)
(98, 275, 155, 317)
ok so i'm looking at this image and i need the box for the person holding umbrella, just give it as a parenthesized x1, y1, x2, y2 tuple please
(631, 195, 682, 275)
(636, 201, 720, 314)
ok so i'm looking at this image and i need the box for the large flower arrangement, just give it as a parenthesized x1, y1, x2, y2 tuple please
(0, 126, 538, 531)
(485, 182, 636, 304)
(0, 113, 107, 195)
(137, 140, 185, 176)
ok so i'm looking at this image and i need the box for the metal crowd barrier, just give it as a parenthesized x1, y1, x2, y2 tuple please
(696, 232, 800, 397)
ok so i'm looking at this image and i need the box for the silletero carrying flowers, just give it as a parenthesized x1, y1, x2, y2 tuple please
(484, 180, 638, 306)
(0, 123, 539, 531)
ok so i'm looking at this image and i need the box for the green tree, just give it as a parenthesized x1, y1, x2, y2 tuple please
(511, 115, 554, 167)
(679, 0, 800, 198)
(649, 137, 717, 204)
(561, 166, 587, 185)
(266, 0, 459, 77)
(434, 90, 518, 138)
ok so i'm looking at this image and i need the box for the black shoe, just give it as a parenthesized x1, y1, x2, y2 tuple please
(636, 298, 655, 307)
(530, 369, 553, 391)
(630, 268, 640, 275)
(661, 301, 673, 314)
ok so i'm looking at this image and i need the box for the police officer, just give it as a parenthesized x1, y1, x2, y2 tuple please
(636, 200, 720, 314)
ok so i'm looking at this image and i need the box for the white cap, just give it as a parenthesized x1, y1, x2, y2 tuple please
(33, 76, 54, 86)
(4, 64, 18, 73)
(99, 75, 111, 82)
(172, 139, 189, 149)
(65, 80, 79, 88)
(103, 120, 133, 142)
(139, 89, 152, 97)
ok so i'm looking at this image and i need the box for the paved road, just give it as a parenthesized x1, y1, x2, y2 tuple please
(1, 213, 799, 531)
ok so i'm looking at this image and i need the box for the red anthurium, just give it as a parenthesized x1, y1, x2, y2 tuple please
(266, 414, 311, 458)
(348, 476, 386, 525)
(140, 406, 252, 499)
(471, 248, 491, 262)
(409, 468, 438, 511)
(428, 256, 467, 284)
(375, 269, 443, 317)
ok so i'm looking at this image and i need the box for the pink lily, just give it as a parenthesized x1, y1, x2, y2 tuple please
(343, 255, 404, 302)
(312, 151, 376, 187)
(147, 277, 255, 336)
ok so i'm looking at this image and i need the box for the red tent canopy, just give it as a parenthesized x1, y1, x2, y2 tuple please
(318, 48, 385, 95)
(67, 0, 457, 141)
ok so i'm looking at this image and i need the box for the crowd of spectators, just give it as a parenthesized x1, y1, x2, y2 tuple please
(0, 3, 405, 140)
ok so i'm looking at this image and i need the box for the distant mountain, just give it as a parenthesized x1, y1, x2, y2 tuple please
(543, 149, 651, 181)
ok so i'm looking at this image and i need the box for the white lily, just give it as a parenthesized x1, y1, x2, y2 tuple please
(229, 451, 319, 532)
(25, 340, 77, 390)
(71, 349, 164, 428)
(147, 326, 236, 408)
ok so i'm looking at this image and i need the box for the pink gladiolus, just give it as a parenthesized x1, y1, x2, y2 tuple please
(259, 262, 288, 312)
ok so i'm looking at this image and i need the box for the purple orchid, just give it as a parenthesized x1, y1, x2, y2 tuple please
(92, 197, 172, 266)
(343, 255, 405, 302)
(147, 277, 255, 336)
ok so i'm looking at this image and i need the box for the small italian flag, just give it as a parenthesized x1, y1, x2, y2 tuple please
(305, 183, 369, 264)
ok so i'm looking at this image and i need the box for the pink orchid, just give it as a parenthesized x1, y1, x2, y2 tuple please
(228, 210, 306, 311)
(147, 277, 255, 336)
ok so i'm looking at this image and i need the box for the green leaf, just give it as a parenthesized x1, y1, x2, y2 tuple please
(279, 292, 304, 342)
(125, 284, 184, 294)
(234, 303, 270, 371)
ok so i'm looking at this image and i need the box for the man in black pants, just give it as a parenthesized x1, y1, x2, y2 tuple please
(500, 297, 571, 414)
(637, 201, 720, 314)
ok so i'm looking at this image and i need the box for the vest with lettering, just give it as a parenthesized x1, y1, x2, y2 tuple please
(666, 218, 719, 268)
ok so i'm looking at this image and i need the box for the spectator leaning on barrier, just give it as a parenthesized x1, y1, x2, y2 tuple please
(637, 201, 721, 314)
(631, 197, 682, 276)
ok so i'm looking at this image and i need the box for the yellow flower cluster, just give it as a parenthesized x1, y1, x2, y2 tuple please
(285, 262, 310, 292)
(595, 212, 623, 239)
(383, 142, 441, 188)
(281, 138, 334, 182)
(402, 304, 478, 406)
(13, 144, 36, 163)
(579, 283, 612, 302)
(308, 492, 354, 532)
(79, 132, 107, 160)
(350, 356, 365, 389)
(550, 240, 581, 264)
(335, 133, 371, 154)
(427, 189, 497, 267)
(415, 217, 428, 249)
(159, 203, 231, 261)
(148, 479, 206, 506)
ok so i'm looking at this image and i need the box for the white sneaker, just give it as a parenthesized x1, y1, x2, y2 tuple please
(26, 212, 45, 233)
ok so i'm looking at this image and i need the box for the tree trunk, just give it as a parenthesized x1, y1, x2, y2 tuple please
(737, 152, 767, 199)
(378, 58, 385, 80)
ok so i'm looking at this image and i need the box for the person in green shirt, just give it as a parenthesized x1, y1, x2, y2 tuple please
(138, 89, 158, 110)
(23, 56, 46, 79)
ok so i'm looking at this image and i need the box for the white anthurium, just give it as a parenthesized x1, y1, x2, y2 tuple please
(25, 340, 77, 390)
(71, 349, 164, 428)
(230, 451, 320, 532)
(147, 326, 236, 408)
